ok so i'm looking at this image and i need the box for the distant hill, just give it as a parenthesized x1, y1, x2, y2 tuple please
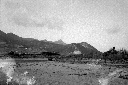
(54, 39, 67, 45)
(0, 30, 102, 56)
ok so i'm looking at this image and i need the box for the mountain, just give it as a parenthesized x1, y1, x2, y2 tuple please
(23, 38, 38, 41)
(0, 30, 102, 55)
(54, 39, 66, 45)
(0, 30, 8, 42)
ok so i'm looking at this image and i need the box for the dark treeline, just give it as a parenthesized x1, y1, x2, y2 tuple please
(102, 47, 128, 63)
(4, 47, 128, 63)
(7, 51, 61, 61)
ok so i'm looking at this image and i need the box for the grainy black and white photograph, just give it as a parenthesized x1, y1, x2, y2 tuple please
(0, 0, 128, 85)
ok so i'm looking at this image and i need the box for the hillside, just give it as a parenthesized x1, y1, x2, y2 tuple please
(0, 30, 101, 55)
(54, 39, 67, 45)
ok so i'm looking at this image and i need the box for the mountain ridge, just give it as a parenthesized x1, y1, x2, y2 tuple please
(54, 39, 67, 45)
(0, 30, 102, 55)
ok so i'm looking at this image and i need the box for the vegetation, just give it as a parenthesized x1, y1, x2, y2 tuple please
(102, 47, 128, 64)
(7, 51, 61, 61)
(2, 46, 127, 65)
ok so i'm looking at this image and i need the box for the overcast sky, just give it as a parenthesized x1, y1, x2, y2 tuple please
(0, 0, 128, 52)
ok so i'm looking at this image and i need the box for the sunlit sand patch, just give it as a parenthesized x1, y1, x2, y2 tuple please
(12, 71, 36, 85)
(98, 69, 128, 85)
(0, 57, 16, 84)
(0, 57, 36, 85)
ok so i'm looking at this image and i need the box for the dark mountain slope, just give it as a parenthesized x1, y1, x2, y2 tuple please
(0, 30, 102, 55)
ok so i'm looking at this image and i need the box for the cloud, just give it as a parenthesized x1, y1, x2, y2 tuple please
(9, 10, 65, 31)
(4, 0, 21, 10)
(103, 23, 123, 35)
(11, 13, 31, 27)
(105, 28, 121, 34)
(3, 0, 65, 31)
(46, 17, 65, 31)
(12, 15, 46, 27)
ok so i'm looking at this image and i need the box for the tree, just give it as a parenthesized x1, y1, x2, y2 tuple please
(8, 51, 15, 55)
(102, 47, 117, 63)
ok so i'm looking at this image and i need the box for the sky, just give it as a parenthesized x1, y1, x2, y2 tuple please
(0, 0, 128, 52)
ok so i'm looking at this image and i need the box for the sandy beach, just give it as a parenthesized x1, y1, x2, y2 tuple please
(15, 61, 128, 85)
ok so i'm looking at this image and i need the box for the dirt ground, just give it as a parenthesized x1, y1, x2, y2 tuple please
(14, 61, 128, 85)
